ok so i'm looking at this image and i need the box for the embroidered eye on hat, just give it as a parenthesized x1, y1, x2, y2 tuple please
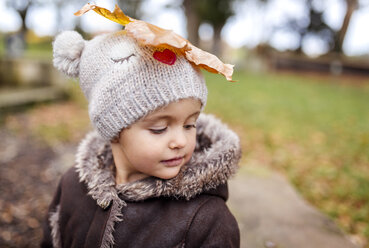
(53, 3, 233, 141)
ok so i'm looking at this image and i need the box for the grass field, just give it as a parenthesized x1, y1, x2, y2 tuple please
(204, 71, 369, 246)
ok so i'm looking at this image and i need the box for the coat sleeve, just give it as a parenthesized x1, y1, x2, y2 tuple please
(184, 197, 240, 248)
(40, 176, 63, 248)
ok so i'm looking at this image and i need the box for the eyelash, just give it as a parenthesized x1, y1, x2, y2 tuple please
(150, 127, 167, 134)
(184, 124, 196, 130)
(149, 125, 196, 134)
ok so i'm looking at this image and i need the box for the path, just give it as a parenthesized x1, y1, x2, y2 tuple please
(228, 168, 360, 248)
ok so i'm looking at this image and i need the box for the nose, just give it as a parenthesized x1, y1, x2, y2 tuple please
(169, 129, 187, 149)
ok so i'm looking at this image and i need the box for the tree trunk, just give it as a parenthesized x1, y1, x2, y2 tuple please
(212, 24, 223, 57)
(18, 6, 29, 52)
(19, 8, 28, 35)
(55, 0, 63, 34)
(183, 0, 201, 45)
(336, 0, 358, 52)
(118, 0, 143, 19)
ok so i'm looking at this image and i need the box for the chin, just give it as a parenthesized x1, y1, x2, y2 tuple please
(157, 170, 181, 180)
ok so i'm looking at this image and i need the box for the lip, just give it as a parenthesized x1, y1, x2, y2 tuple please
(161, 156, 184, 167)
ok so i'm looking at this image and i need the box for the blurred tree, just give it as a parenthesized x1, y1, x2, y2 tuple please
(182, 0, 236, 56)
(335, 0, 358, 52)
(284, 0, 336, 54)
(6, 0, 35, 37)
(6, 0, 145, 36)
(53, 0, 144, 36)
(197, 0, 235, 55)
(6, 0, 65, 35)
(54, 0, 78, 33)
(182, 0, 201, 46)
(5, 0, 47, 54)
(280, 0, 367, 55)
(117, 0, 144, 19)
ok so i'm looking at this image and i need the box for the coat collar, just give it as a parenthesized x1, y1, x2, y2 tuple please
(75, 113, 241, 208)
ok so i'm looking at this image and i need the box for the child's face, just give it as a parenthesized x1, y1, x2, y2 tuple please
(112, 98, 201, 183)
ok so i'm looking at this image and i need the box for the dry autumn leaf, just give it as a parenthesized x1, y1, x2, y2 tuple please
(74, 3, 133, 26)
(125, 20, 188, 51)
(74, 3, 234, 81)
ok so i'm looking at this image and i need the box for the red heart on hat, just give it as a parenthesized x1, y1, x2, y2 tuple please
(153, 49, 176, 65)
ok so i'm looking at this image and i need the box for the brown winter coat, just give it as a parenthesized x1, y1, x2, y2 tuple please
(41, 114, 241, 248)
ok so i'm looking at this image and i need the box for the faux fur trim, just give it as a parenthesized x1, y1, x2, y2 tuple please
(76, 113, 241, 202)
(49, 205, 61, 248)
(116, 114, 241, 201)
(75, 113, 241, 247)
(75, 132, 117, 209)
(100, 200, 125, 248)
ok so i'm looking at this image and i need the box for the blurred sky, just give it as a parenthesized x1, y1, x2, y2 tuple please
(1, 0, 369, 56)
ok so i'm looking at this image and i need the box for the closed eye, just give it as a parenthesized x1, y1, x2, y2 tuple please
(184, 124, 196, 130)
(111, 54, 135, 64)
(149, 127, 167, 134)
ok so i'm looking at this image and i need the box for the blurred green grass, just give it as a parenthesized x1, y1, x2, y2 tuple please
(0, 33, 52, 58)
(204, 71, 369, 244)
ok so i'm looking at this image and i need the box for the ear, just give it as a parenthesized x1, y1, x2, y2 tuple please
(53, 31, 85, 78)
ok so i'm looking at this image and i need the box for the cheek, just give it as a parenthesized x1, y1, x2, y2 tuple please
(187, 133, 197, 155)
(123, 133, 163, 160)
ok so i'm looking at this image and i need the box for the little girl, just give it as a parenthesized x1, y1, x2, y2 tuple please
(42, 4, 241, 248)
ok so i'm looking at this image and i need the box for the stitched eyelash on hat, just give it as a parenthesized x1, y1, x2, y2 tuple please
(111, 54, 135, 64)
(74, 3, 234, 81)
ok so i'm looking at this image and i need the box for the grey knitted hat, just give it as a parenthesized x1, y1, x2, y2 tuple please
(53, 30, 207, 141)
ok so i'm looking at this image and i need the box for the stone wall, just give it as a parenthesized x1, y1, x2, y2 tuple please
(0, 58, 68, 111)
(0, 58, 67, 88)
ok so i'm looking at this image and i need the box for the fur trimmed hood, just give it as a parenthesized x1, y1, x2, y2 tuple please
(75, 113, 241, 209)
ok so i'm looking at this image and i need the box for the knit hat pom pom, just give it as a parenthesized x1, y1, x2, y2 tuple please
(53, 31, 85, 77)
